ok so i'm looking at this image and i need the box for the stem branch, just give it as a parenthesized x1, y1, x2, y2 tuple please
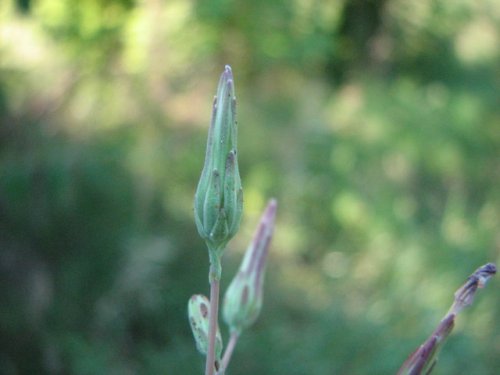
(218, 331, 240, 375)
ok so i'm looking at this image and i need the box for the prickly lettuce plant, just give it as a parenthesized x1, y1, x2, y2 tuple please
(188, 65, 496, 375)
(189, 65, 277, 375)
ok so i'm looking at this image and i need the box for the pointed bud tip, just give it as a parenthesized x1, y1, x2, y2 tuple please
(268, 198, 277, 210)
(222, 65, 233, 82)
(264, 199, 278, 220)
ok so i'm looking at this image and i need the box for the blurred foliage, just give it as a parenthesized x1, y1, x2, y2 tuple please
(1, 0, 499, 374)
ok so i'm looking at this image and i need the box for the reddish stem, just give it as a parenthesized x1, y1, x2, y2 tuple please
(218, 331, 240, 374)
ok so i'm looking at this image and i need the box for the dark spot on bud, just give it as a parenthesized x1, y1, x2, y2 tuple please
(200, 303, 208, 318)
(241, 285, 249, 307)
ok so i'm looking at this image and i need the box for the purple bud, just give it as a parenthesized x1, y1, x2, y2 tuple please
(222, 199, 277, 333)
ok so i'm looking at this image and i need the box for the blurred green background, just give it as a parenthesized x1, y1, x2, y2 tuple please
(1, 0, 499, 374)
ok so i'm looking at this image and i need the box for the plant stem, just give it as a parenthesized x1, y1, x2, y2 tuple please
(397, 263, 496, 375)
(205, 263, 221, 375)
(218, 331, 240, 375)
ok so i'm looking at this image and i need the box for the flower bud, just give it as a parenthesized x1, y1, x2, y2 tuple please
(194, 65, 243, 261)
(451, 262, 496, 314)
(223, 199, 277, 334)
(188, 294, 223, 359)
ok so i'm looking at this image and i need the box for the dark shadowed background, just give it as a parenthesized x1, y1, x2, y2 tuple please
(1, 0, 499, 374)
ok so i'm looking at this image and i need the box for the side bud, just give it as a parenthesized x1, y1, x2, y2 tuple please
(188, 294, 223, 359)
(194, 65, 243, 270)
(223, 199, 277, 334)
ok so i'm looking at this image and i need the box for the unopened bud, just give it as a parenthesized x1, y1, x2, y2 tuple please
(223, 199, 277, 333)
(188, 294, 223, 359)
(194, 65, 243, 268)
(451, 262, 496, 314)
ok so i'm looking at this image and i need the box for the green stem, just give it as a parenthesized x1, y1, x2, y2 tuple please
(205, 258, 222, 375)
(209, 250, 222, 283)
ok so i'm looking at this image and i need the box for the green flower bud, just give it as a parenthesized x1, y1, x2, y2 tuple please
(223, 199, 277, 334)
(194, 65, 243, 265)
(188, 294, 223, 359)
